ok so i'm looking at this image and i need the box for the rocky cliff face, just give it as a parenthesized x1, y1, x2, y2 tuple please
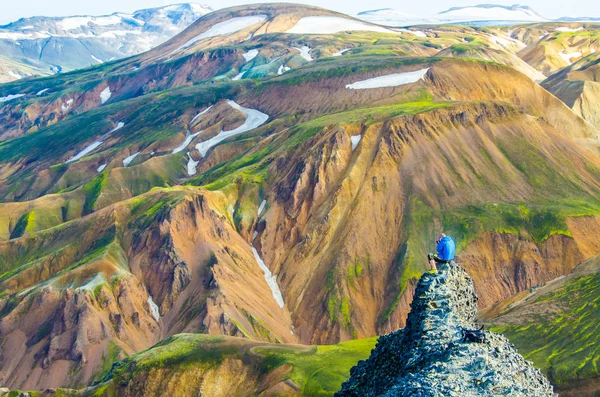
(336, 262, 553, 397)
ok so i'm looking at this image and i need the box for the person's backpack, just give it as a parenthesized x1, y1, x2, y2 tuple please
(461, 325, 486, 343)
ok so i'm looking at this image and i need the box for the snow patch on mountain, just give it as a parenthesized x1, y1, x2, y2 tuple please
(8, 71, 22, 79)
(65, 121, 124, 164)
(190, 105, 213, 125)
(258, 199, 267, 216)
(97, 164, 107, 172)
(558, 50, 582, 64)
(176, 15, 267, 52)
(251, 246, 285, 308)
(100, 87, 111, 104)
(123, 152, 140, 167)
(277, 64, 290, 75)
(186, 152, 199, 176)
(91, 55, 104, 64)
(61, 99, 74, 112)
(294, 46, 313, 61)
(147, 295, 160, 322)
(333, 48, 351, 57)
(195, 100, 269, 157)
(0, 94, 24, 103)
(346, 68, 429, 89)
(58, 17, 94, 30)
(242, 49, 259, 62)
(36, 88, 49, 96)
(398, 28, 427, 37)
(555, 27, 584, 32)
(351, 134, 362, 151)
(66, 141, 103, 163)
(287, 16, 399, 35)
(173, 130, 203, 154)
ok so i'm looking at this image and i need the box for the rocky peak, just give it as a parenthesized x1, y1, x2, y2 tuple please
(336, 262, 553, 396)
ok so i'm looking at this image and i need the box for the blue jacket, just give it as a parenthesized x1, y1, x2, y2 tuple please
(437, 236, 456, 261)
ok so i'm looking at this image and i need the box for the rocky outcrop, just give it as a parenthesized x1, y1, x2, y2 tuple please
(336, 262, 553, 396)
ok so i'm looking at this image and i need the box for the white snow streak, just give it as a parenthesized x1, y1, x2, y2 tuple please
(172, 106, 213, 154)
(333, 48, 350, 57)
(351, 134, 362, 151)
(258, 199, 267, 216)
(66, 141, 103, 163)
(195, 100, 269, 157)
(61, 99, 74, 112)
(242, 49, 259, 62)
(555, 27, 583, 33)
(252, 231, 258, 241)
(91, 55, 104, 64)
(97, 164, 107, 172)
(346, 68, 430, 89)
(66, 122, 124, 164)
(100, 86, 112, 104)
(186, 152, 199, 176)
(148, 295, 160, 322)
(0, 94, 25, 103)
(59, 16, 93, 30)
(175, 15, 267, 52)
(232, 72, 245, 80)
(293, 46, 313, 61)
(398, 28, 427, 37)
(172, 130, 202, 154)
(287, 16, 399, 35)
(123, 152, 140, 167)
(251, 246, 284, 308)
(8, 71, 22, 79)
(558, 50, 582, 64)
(36, 88, 49, 96)
(110, 122, 125, 133)
(277, 64, 290, 75)
(190, 105, 213, 125)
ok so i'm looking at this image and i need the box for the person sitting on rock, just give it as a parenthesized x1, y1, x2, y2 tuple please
(427, 233, 456, 272)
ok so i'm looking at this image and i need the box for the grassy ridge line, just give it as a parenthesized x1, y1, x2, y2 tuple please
(95, 333, 377, 396)
(490, 273, 600, 386)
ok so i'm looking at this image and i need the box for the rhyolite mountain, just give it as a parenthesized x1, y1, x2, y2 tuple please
(542, 52, 600, 129)
(0, 3, 212, 83)
(1, 2, 600, 396)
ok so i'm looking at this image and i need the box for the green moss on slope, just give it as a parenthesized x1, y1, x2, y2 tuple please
(490, 273, 600, 385)
(98, 333, 376, 397)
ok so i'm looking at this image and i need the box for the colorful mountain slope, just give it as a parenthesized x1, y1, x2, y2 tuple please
(1, 3, 600, 395)
(485, 256, 600, 397)
(543, 52, 600, 129)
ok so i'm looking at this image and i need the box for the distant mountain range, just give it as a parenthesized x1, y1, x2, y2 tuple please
(0, 3, 211, 82)
(357, 4, 582, 26)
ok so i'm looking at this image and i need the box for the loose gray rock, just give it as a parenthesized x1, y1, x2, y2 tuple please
(336, 262, 554, 397)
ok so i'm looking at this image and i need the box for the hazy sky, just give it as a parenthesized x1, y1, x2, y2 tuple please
(0, 0, 597, 24)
